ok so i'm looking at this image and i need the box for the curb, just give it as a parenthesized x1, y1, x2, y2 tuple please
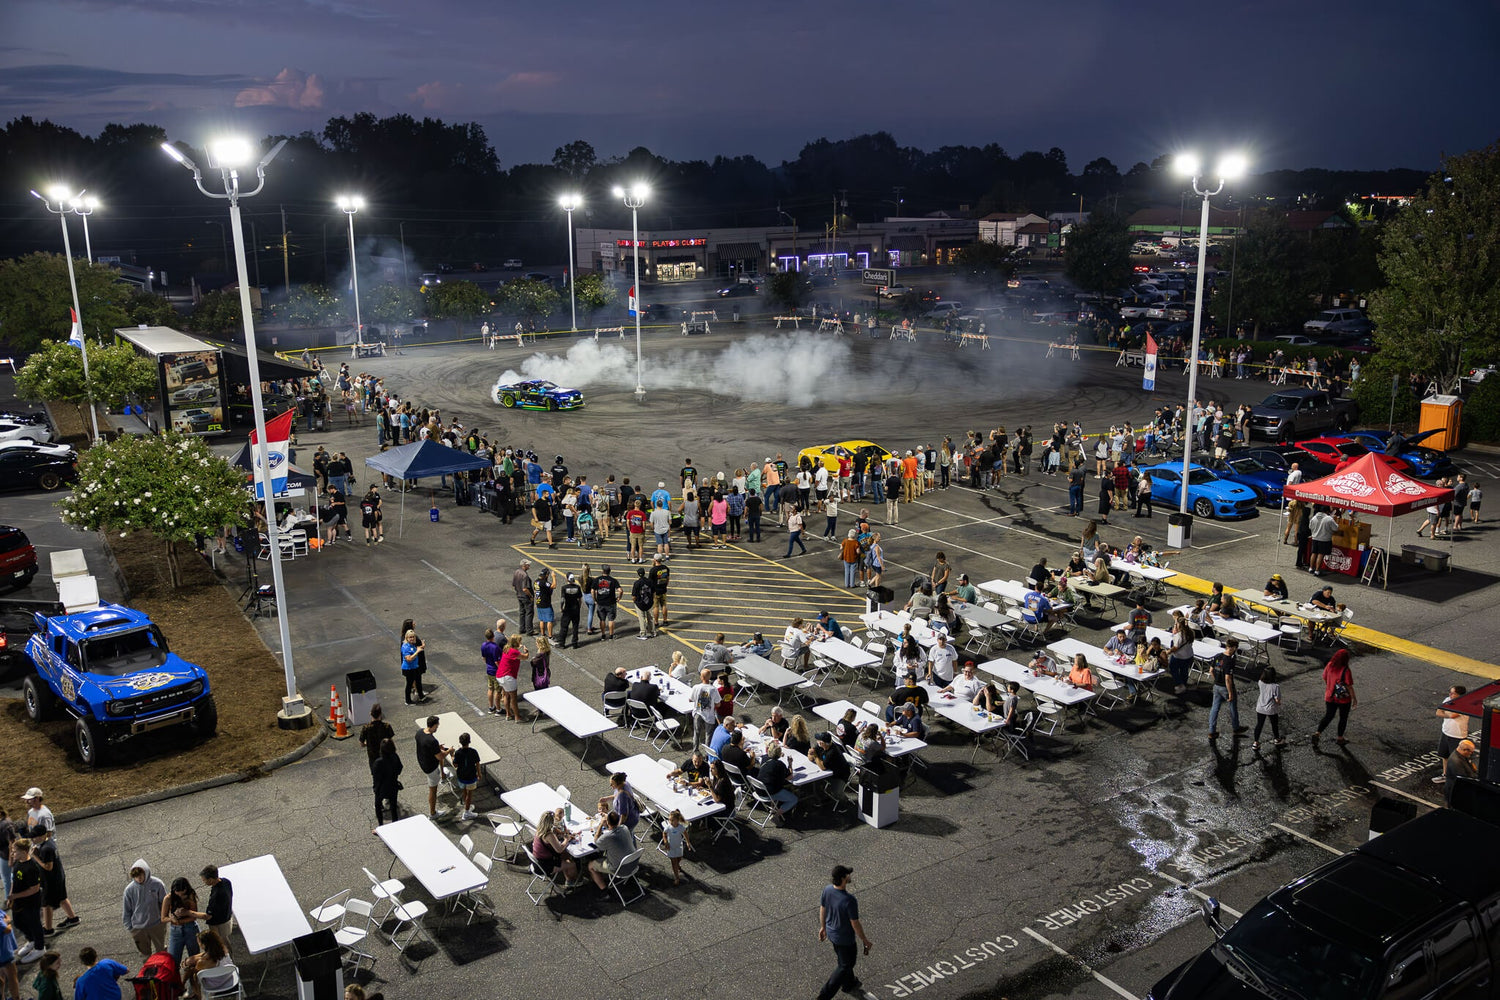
(54, 722, 331, 825)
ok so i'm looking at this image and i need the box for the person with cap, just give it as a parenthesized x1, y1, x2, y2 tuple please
(891, 703, 927, 741)
(26, 825, 77, 937)
(812, 610, 844, 643)
(741, 631, 773, 657)
(1262, 573, 1289, 601)
(529, 490, 555, 548)
(816, 863, 875, 1000)
(949, 573, 978, 604)
(21, 790, 53, 845)
(884, 674, 929, 722)
(809, 731, 850, 783)
(550, 455, 568, 489)
(649, 554, 672, 628)
(762, 456, 781, 515)
(557, 572, 584, 649)
(650, 481, 671, 511)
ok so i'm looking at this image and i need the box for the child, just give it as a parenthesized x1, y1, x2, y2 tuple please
(0, 912, 21, 999)
(452, 733, 481, 821)
(660, 809, 692, 885)
(1469, 481, 1482, 522)
(32, 950, 62, 1000)
(1253, 666, 1284, 750)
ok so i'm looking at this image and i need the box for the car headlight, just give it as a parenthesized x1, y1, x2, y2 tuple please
(183, 680, 204, 699)
(106, 700, 129, 716)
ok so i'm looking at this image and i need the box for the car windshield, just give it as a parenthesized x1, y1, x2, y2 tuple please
(81, 626, 170, 676)
(1217, 905, 1376, 999)
(1263, 395, 1303, 409)
(1186, 469, 1221, 485)
(1335, 443, 1368, 456)
(1226, 458, 1268, 473)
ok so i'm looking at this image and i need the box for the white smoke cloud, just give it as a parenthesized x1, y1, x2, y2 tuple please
(495, 334, 855, 407)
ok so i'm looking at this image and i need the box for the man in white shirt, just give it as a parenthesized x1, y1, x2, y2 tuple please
(926, 633, 958, 685)
(941, 661, 998, 711)
(688, 668, 719, 750)
(1435, 685, 1469, 784)
(1307, 506, 1337, 576)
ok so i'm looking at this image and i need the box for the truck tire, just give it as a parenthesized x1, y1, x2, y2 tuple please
(1277, 427, 1293, 444)
(22, 675, 52, 721)
(75, 716, 107, 767)
(1193, 498, 1215, 519)
(191, 695, 218, 737)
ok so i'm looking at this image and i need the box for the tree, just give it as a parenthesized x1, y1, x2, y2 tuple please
(363, 284, 421, 329)
(187, 290, 241, 336)
(571, 273, 618, 314)
(15, 339, 158, 434)
(1063, 211, 1133, 300)
(58, 432, 249, 587)
(953, 241, 1017, 294)
(272, 285, 339, 327)
(552, 140, 597, 180)
(1368, 141, 1500, 393)
(125, 290, 180, 328)
(1207, 210, 1318, 337)
(492, 278, 559, 324)
(0, 253, 136, 352)
(766, 272, 811, 310)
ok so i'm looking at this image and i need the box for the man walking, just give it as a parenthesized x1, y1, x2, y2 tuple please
(816, 865, 876, 1000)
(784, 505, 808, 558)
(631, 567, 656, 640)
(558, 573, 584, 649)
(1207, 639, 1248, 740)
(513, 560, 535, 635)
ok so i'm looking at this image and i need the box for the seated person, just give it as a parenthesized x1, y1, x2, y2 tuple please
(1103, 627, 1136, 660)
(783, 714, 813, 754)
(904, 582, 938, 618)
(587, 811, 638, 890)
(1063, 552, 1088, 578)
(627, 672, 661, 710)
(532, 808, 581, 884)
(708, 760, 736, 807)
(756, 742, 799, 820)
(707, 717, 737, 760)
(1067, 653, 1096, 691)
(813, 609, 844, 641)
(1022, 588, 1060, 627)
(1088, 557, 1112, 586)
(854, 723, 887, 763)
(668, 750, 711, 788)
(943, 661, 1000, 711)
(741, 631, 773, 657)
(885, 674, 930, 721)
(834, 708, 860, 747)
(1188, 598, 1214, 630)
(597, 771, 641, 831)
(782, 618, 812, 670)
(890, 703, 927, 741)
(1262, 573, 1288, 601)
(950, 574, 979, 604)
(1217, 591, 1240, 620)
(699, 633, 735, 669)
(1027, 649, 1058, 676)
(1028, 558, 1051, 587)
(930, 594, 963, 638)
(809, 731, 851, 781)
(1208, 582, 1229, 615)
(997, 681, 1022, 727)
(602, 665, 630, 709)
(718, 730, 757, 779)
(1308, 585, 1337, 612)
(759, 705, 790, 739)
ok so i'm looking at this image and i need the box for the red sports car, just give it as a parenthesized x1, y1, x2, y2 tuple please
(1290, 436, 1414, 476)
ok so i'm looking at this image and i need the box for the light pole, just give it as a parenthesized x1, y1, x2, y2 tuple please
(558, 193, 581, 331)
(205, 220, 227, 272)
(71, 195, 99, 263)
(161, 135, 311, 730)
(612, 183, 649, 397)
(30, 186, 100, 443)
(1173, 151, 1247, 527)
(336, 195, 365, 348)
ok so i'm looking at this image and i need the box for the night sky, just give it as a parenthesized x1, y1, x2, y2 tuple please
(3, 0, 1497, 171)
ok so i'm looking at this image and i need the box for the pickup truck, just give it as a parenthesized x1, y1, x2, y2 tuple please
(1247, 388, 1358, 442)
(22, 601, 216, 765)
(1150, 787, 1500, 1000)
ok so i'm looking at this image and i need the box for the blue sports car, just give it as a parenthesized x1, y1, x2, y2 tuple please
(490, 378, 584, 411)
(1205, 455, 1287, 506)
(1341, 429, 1456, 479)
(1141, 463, 1260, 520)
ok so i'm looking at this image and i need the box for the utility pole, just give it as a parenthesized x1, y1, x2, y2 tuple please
(280, 204, 290, 290)
(250, 220, 262, 290)
(892, 186, 905, 217)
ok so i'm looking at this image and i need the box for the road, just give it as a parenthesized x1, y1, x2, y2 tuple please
(2, 321, 1493, 1000)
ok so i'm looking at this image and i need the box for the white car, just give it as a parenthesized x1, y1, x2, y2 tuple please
(0, 421, 52, 445)
(925, 302, 964, 318)
(877, 285, 911, 298)
(0, 439, 71, 457)
(1304, 308, 1364, 333)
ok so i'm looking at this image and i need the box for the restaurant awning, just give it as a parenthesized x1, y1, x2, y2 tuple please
(714, 242, 763, 260)
(887, 236, 925, 251)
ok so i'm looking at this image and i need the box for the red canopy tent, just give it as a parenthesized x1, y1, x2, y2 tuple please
(1287, 452, 1454, 586)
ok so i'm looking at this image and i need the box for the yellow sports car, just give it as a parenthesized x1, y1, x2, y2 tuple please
(796, 440, 893, 475)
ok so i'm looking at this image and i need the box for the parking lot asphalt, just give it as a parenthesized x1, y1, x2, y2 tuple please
(6, 324, 1498, 999)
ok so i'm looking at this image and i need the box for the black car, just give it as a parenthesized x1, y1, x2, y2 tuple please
(0, 598, 60, 674)
(1228, 447, 1336, 481)
(642, 303, 682, 322)
(716, 283, 758, 298)
(0, 449, 77, 491)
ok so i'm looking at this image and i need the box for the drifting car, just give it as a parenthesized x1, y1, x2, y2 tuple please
(23, 601, 217, 765)
(1140, 463, 1261, 520)
(1203, 455, 1287, 506)
(1341, 429, 1457, 479)
(1292, 436, 1414, 476)
(716, 283, 758, 298)
(796, 440, 893, 477)
(491, 378, 584, 411)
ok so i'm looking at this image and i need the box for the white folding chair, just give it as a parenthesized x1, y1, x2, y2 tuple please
(307, 888, 349, 926)
(523, 845, 564, 905)
(709, 790, 743, 843)
(458, 833, 475, 857)
(288, 528, 309, 557)
(486, 811, 524, 864)
(453, 854, 493, 925)
(605, 849, 646, 907)
(1095, 675, 1127, 712)
(602, 689, 629, 718)
(334, 898, 375, 977)
(861, 700, 883, 719)
(361, 866, 405, 922)
(649, 705, 682, 751)
(1000, 711, 1039, 762)
(626, 698, 654, 741)
(198, 963, 243, 1000)
(1033, 697, 1064, 736)
(1278, 618, 1306, 652)
(386, 896, 430, 952)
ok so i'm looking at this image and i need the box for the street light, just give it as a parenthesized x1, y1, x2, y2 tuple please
(70, 195, 99, 263)
(611, 182, 649, 397)
(336, 195, 365, 348)
(558, 193, 581, 332)
(1173, 151, 1247, 530)
(161, 134, 311, 730)
(30, 185, 100, 443)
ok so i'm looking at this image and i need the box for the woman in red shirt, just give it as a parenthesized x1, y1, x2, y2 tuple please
(497, 633, 527, 722)
(1313, 648, 1356, 745)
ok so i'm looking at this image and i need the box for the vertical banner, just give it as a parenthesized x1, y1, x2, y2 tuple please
(249, 409, 295, 500)
(1143, 333, 1159, 392)
(627, 285, 637, 318)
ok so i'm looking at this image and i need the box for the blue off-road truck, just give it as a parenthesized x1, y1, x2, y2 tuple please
(22, 601, 216, 766)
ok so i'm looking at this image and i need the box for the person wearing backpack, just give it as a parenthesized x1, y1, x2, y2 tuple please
(1312, 649, 1356, 746)
(630, 568, 656, 640)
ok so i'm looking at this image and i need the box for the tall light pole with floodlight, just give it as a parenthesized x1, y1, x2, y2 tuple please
(337, 195, 365, 348)
(30, 186, 100, 443)
(558, 193, 581, 332)
(612, 183, 649, 396)
(71, 195, 99, 263)
(161, 135, 312, 730)
(1172, 151, 1247, 537)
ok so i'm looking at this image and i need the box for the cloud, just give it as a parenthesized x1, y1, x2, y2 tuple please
(496, 71, 561, 90)
(234, 68, 326, 109)
(407, 80, 463, 111)
(0, 64, 248, 101)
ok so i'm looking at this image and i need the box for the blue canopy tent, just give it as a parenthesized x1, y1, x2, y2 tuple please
(363, 439, 491, 535)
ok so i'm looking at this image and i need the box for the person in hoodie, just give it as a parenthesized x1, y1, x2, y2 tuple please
(121, 860, 167, 958)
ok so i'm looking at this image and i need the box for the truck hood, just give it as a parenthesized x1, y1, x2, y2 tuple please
(1150, 950, 1269, 1000)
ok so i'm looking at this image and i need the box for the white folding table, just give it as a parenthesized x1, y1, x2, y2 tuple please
(524, 686, 619, 767)
(730, 652, 808, 704)
(605, 753, 727, 821)
(375, 814, 487, 902)
(412, 711, 501, 788)
(859, 610, 940, 648)
(218, 855, 313, 955)
(812, 636, 880, 675)
(976, 657, 1095, 728)
(1110, 559, 1178, 598)
(1048, 637, 1166, 702)
(811, 700, 927, 758)
(919, 683, 1009, 760)
(499, 781, 599, 858)
(735, 730, 831, 786)
(627, 667, 693, 715)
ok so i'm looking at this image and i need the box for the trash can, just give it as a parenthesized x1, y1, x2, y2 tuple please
(866, 585, 894, 614)
(1167, 511, 1193, 548)
(292, 928, 342, 1000)
(1368, 796, 1417, 840)
(858, 760, 900, 828)
(346, 670, 378, 726)
(1419, 394, 1463, 451)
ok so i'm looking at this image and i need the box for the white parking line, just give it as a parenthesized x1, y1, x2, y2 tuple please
(1021, 928, 1137, 1000)
(1368, 781, 1438, 809)
(1270, 822, 1343, 856)
(1157, 872, 1244, 919)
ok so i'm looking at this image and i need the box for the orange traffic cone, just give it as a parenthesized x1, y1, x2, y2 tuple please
(327, 684, 339, 725)
(329, 687, 352, 739)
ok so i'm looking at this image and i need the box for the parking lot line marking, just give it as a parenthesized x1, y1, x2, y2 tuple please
(1021, 928, 1136, 1000)
(1157, 872, 1244, 919)
(1270, 822, 1343, 856)
(422, 559, 506, 616)
(1368, 781, 1438, 809)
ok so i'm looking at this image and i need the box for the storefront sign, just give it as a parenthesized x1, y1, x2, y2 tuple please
(614, 238, 708, 248)
(863, 268, 894, 286)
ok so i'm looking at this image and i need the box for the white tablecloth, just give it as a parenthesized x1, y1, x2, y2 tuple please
(218, 855, 312, 955)
(375, 814, 488, 901)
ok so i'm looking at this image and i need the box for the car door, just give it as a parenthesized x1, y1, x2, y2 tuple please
(520, 384, 542, 407)
(1151, 469, 1181, 505)
(1424, 915, 1487, 999)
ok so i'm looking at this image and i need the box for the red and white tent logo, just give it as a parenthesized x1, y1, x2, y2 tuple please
(1325, 472, 1376, 498)
(1384, 473, 1425, 496)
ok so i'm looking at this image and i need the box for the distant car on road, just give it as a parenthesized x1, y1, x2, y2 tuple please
(925, 302, 964, 319)
(490, 378, 584, 411)
(716, 283, 758, 298)
(877, 285, 910, 298)
(503, 258, 524, 269)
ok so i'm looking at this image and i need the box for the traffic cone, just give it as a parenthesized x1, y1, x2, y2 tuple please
(327, 684, 339, 725)
(332, 693, 351, 740)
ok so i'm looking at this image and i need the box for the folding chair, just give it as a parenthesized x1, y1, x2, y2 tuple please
(709, 790, 743, 843)
(1033, 698, 1064, 736)
(361, 866, 405, 922)
(649, 705, 682, 751)
(334, 898, 376, 977)
(307, 889, 349, 926)
(1094, 675, 1127, 713)
(198, 963, 243, 1000)
(523, 845, 564, 905)
(742, 775, 778, 828)
(605, 849, 646, 907)
(1278, 618, 1306, 652)
(386, 896, 430, 952)
(625, 698, 654, 741)
(453, 854, 493, 925)
(288, 528, 310, 557)
(486, 811, 525, 864)
(822, 770, 855, 812)
(1000, 711, 1039, 761)
(861, 700, 883, 719)
(733, 672, 762, 706)
(602, 689, 629, 719)
(458, 833, 475, 857)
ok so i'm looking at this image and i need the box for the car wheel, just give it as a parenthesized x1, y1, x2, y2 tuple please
(22, 675, 52, 721)
(37, 472, 61, 491)
(500, 393, 516, 408)
(1193, 498, 1215, 519)
(1277, 429, 1292, 445)
(75, 716, 106, 766)
(191, 695, 218, 737)
(546, 399, 558, 412)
